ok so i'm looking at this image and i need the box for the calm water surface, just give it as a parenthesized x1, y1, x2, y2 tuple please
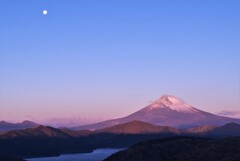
(27, 148, 122, 161)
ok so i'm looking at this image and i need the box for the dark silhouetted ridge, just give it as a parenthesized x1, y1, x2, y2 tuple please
(104, 136, 240, 161)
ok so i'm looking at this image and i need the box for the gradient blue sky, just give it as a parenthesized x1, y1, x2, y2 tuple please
(0, 0, 240, 123)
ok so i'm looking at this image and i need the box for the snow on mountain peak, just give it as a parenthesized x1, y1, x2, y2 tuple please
(149, 95, 197, 112)
(159, 95, 186, 106)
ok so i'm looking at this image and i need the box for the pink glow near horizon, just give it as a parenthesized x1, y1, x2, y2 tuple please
(1, 93, 240, 125)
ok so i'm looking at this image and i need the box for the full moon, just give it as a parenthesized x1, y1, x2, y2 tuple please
(43, 10, 48, 15)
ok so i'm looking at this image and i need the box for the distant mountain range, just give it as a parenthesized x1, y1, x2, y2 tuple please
(0, 121, 177, 139)
(74, 95, 240, 130)
(1, 120, 240, 139)
(0, 120, 38, 132)
(0, 120, 240, 159)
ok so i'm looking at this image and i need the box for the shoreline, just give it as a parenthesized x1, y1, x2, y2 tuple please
(24, 148, 123, 160)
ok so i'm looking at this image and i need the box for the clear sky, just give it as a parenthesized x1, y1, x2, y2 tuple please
(0, 0, 240, 124)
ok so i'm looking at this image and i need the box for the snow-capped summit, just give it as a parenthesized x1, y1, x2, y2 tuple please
(148, 95, 196, 112)
(157, 95, 188, 107)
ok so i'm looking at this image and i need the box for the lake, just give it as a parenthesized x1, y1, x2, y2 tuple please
(26, 148, 122, 161)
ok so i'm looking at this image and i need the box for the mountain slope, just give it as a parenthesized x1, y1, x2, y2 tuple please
(207, 123, 240, 137)
(0, 126, 93, 158)
(0, 125, 92, 139)
(187, 125, 217, 133)
(95, 120, 181, 134)
(0, 126, 71, 139)
(74, 95, 240, 130)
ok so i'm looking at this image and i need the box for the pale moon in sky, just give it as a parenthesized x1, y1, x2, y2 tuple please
(43, 10, 48, 15)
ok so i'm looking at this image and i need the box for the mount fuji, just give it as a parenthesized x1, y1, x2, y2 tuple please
(74, 95, 240, 130)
